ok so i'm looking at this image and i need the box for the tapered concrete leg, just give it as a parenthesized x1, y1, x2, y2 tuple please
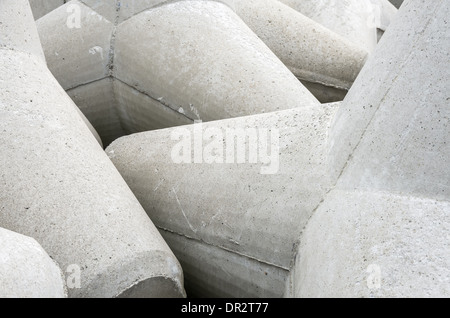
(293, 0, 450, 297)
(278, 0, 378, 52)
(0, 0, 185, 298)
(106, 101, 339, 297)
(0, 228, 67, 298)
(228, 0, 368, 103)
(37, 0, 319, 146)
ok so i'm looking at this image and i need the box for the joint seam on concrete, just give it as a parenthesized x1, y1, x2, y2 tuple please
(157, 226, 290, 271)
(113, 77, 195, 122)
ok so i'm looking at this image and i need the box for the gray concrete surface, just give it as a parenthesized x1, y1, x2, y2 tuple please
(0, 0, 185, 298)
(29, 0, 66, 20)
(1, 0, 446, 299)
(0, 227, 67, 298)
(279, 0, 378, 52)
(107, 102, 339, 297)
(37, 0, 319, 146)
(229, 0, 368, 103)
(107, 0, 449, 298)
(294, 0, 450, 297)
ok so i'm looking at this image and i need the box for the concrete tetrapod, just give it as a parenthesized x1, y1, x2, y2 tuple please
(106, 101, 339, 297)
(107, 0, 449, 297)
(227, 0, 368, 103)
(294, 0, 450, 297)
(0, 0, 185, 298)
(37, 0, 319, 146)
(0, 227, 67, 298)
(82, 0, 368, 103)
(278, 0, 378, 53)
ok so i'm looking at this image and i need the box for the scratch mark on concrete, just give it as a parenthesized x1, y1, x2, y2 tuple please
(172, 187, 197, 234)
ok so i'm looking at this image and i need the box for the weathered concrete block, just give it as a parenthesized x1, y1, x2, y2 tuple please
(107, 0, 449, 298)
(294, 0, 450, 297)
(29, 0, 66, 20)
(37, 0, 319, 146)
(0, 227, 67, 298)
(0, 0, 185, 298)
(106, 102, 339, 297)
(0, 0, 45, 61)
(295, 190, 449, 297)
(37, 1, 113, 90)
(113, 1, 318, 122)
(327, 0, 450, 199)
(229, 0, 368, 103)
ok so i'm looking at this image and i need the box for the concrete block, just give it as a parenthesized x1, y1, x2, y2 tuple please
(327, 0, 450, 200)
(295, 190, 449, 297)
(0, 0, 185, 298)
(106, 102, 339, 297)
(37, 0, 319, 146)
(293, 0, 450, 297)
(0, 0, 45, 61)
(229, 0, 368, 102)
(0, 227, 67, 298)
(113, 1, 319, 122)
(37, 1, 113, 90)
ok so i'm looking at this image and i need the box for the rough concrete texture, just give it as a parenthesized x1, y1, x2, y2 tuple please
(37, 0, 319, 146)
(0, 227, 67, 298)
(29, 0, 66, 20)
(2, 0, 447, 299)
(107, 102, 339, 297)
(327, 0, 449, 198)
(279, 0, 378, 52)
(0, 0, 185, 298)
(79, 0, 368, 101)
(228, 0, 368, 103)
(107, 0, 449, 298)
(294, 0, 449, 297)
(0, 0, 45, 61)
